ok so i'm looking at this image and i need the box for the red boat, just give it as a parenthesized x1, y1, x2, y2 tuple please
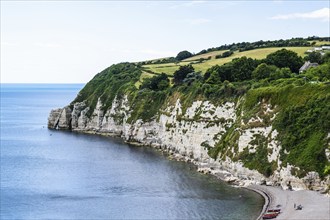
(262, 213, 278, 219)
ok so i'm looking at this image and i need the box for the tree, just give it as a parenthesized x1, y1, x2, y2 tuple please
(231, 56, 259, 81)
(204, 64, 234, 83)
(322, 52, 330, 63)
(304, 51, 322, 63)
(176, 50, 193, 61)
(140, 73, 169, 91)
(204, 57, 259, 83)
(265, 49, 303, 73)
(173, 65, 194, 85)
(304, 62, 330, 81)
(183, 72, 203, 85)
(252, 63, 277, 80)
(269, 67, 292, 80)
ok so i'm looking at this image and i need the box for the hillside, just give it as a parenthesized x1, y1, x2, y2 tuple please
(142, 47, 311, 76)
(48, 37, 330, 192)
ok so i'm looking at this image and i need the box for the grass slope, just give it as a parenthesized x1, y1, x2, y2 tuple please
(182, 50, 229, 61)
(143, 47, 311, 75)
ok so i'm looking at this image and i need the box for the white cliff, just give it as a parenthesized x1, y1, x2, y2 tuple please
(48, 96, 330, 192)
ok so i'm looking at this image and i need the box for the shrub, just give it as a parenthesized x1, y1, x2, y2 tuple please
(176, 50, 193, 61)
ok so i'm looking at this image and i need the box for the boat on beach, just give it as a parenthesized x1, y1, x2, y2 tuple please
(262, 209, 281, 219)
(262, 213, 279, 219)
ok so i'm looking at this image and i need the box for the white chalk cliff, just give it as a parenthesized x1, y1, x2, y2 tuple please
(48, 96, 330, 192)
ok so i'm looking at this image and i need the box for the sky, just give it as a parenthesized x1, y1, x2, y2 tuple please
(1, 1, 329, 83)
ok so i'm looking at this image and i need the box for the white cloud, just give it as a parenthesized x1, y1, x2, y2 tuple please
(184, 1, 206, 7)
(271, 8, 330, 22)
(170, 1, 206, 9)
(185, 18, 211, 25)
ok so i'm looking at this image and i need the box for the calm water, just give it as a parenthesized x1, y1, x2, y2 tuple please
(0, 84, 263, 219)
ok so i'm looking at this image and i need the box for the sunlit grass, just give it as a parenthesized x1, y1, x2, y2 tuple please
(142, 47, 312, 75)
(308, 40, 330, 46)
(183, 50, 228, 61)
(134, 71, 155, 88)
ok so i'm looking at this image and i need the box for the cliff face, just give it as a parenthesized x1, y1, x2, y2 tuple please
(48, 94, 330, 192)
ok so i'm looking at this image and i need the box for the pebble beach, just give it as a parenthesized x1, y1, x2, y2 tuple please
(248, 185, 330, 220)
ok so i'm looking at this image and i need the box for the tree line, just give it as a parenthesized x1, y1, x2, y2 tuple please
(140, 48, 330, 92)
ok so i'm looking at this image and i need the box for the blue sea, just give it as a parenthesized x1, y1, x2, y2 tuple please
(0, 84, 263, 219)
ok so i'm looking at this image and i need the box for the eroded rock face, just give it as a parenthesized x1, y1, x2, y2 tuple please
(71, 101, 87, 129)
(58, 106, 72, 130)
(48, 108, 62, 129)
(48, 106, 72, 129)
(48, 96, 330, 192)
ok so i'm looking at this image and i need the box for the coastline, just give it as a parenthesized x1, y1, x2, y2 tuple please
(122, 135, 330, 220)
(248, 184, 330, 220)
(62, 130, 330, 220)
(244, 186, 270, 220)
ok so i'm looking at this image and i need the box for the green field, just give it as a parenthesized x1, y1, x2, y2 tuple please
(309, 40, 330, 46)
(142, 63, 181, 76)
(142, 46, 312, 75)
(134, 71, 155, 88)
(183, 50, 229, 61)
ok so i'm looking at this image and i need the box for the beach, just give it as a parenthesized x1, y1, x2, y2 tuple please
(248, 185, 330, 220)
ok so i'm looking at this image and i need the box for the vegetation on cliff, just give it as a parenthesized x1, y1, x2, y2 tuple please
(72, 63, 141, 116)
(70, 37, 330, 179)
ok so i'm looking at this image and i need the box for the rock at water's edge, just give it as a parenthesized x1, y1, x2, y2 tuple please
(48, 106, 72, 130)
(48, 108, 62, 129)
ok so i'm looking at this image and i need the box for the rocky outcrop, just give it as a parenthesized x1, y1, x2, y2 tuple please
(48, 106, 72, 130)
(48, 96, 330, 192)
(48, 108, 62, 129)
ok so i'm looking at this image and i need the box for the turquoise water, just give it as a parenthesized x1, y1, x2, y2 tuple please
(0, 84, 263, 219)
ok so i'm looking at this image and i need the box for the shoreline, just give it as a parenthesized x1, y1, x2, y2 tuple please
(247, 184, 330, 220)
(123, 137, 330, 220)
(57, 129, 330, 220)
(244, 186, 270, 220)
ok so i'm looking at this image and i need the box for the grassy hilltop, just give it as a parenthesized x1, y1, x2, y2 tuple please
(142, 47, 309, 75)
(72, 37, 330, 179)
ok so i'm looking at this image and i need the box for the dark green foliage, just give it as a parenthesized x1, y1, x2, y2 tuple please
(195, 37, 312, 55)
(183, 72, 203, 85)
(244, 82, 330, 178)
(215, 51, 234, 59)
(252, 63, 278, 80)
(72, 62, 141, 116)
(222, 51, 234, 57)
(303, 61, 330, 81)
(204, 57, 259, 82)
(230, 57, 259, 81)
(173, 65, 195, 85)
(201, 141, 212, 150)
(238, 134, 276, 177)
(269, 68, 292, 80)
(322, 52, 330, 63)
(265, 49, 303, 73)
(208, 125, 239, 160)
(152, 57, 177, 64)
(140, 73, 169, 91)
(252, 64, 292, 81)
(127, 90, 168, 123)
(304, 51, 322, 63)
(204, 65, 226, 83)
(201, 81, 250, 101)
(175, 81, 204, 113)
(70, 37, 330, 180)
(176, 50, 193, 61)
(138, 57, 178, 65)
(274, 95, 330, 177)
